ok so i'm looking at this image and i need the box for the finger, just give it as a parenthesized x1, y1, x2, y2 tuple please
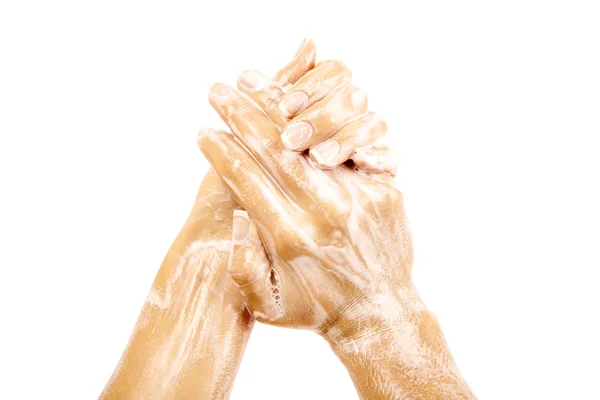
(351, 145, 398, 176)
(308, 112, 387, 169)
(229, 210, 284, 322)
(273, 38, 316, 87)
(236, 40, 318, 128)
(208, 83, 325, 206)
(236, 70, 287, 127)
(197, 128, 292, 229)
(278, 60, 352, 119)
(209, 82, 283, 158)
(281, 84, 368, 151)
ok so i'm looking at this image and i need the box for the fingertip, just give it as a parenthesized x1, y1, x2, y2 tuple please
(208, 82, 236, 103)
(294, 37, 313, 57)
(298, 38, 316, 65)
(274, 39, 317, 87)
(375, 114, 388, 133)
(196, 128, 229, 155)
(352, 145, 377, 165)
(309, 139, 341, 169)
(278, 90, 309, 118)
(237, 70, 266, 92)
(357, 145, 377, 155)
(197, 127, 214, 145)
(338, 60, 352, 81)
(362, 112, 387, 137)
(281, 121, 313, 151)
(352, 145, 398, 176)
(348, 84, 368, 109)
(197, 126, 221, 140)
(208, 83, 248, 121)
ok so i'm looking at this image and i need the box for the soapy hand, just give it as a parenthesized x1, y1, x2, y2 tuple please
(200, 53, 403, 332)
(198, 41, 475, 398)
(100, 40, 399, 400)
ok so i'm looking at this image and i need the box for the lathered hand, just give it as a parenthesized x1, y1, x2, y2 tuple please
(101, 40, 393, 400)
(199, 48, 475, 399)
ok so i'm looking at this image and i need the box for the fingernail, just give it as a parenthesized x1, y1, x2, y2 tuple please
(238, 70, 264, 92)
(310, 139, 340, 166)
(209, 82, 234, 101)
(281, 122, 312, 150)
(232, 210, 250, 243)
(279, 91, 309, 117)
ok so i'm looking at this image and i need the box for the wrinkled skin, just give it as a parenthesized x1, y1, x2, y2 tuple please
(198, 45, 476, 398)
(101, 40, 395, 399)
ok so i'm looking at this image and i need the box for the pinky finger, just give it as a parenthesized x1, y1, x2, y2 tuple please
(308, 112, 386, 169)
(351, 145, 398, 176)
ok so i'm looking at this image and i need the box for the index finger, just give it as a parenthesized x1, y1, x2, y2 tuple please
(197, 128, 292, 231)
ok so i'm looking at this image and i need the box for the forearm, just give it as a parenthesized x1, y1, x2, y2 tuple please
(323, 284, 475, 399)
(101, 173, 252, 399)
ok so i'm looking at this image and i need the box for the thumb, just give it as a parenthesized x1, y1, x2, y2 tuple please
(229, 210, 284, 322)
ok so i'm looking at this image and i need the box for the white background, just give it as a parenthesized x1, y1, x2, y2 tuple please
(1, 0, 599, 399)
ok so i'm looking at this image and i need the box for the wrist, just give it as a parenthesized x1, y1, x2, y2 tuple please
(321, 282, 424, 352)
(320, 285, 476, 399)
